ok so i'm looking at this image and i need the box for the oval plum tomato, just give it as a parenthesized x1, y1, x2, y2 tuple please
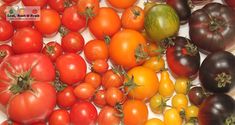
(91, 59, 109, 74)
(97, 106, 121, 125)
(0, 44, 14, 63)
(0, 20, 14, 42)
(144, 118, 165, 125)
(102, 69, 124, 89)
(166, 36, 200, 79)
(49, 109, 70, 125)
(42, 41, 63, 62)
(105, 87, 125, 107)
(88, 7, 121, 40)
(93, 89, 107, 107)
(125, 66, 159, 100)
(70, 101, 98, 125)
(56, 53, 86, 85)
(56, 86, 76, 109)
(123, 99, 148, 125)
(0, 53, 56, 124)
(121, 6, 144, 31)
(107, 0, 137, 9)
(74, 82, 95, 100)
(61, 32, 84, 53)
(164, 108, 182, 125)
(12, 27, 43, 54)
(84, 39, 109, 63)
(34, 9, 61, 36)
(48, 0, 71, 13)
(62, 6, 86, 32)
(109, 29, 147, 69)
(11, 21, 33, 29)
(76, 0, 100, 19)
(84, 72, 101, 89)
(22, 0, 48, 8)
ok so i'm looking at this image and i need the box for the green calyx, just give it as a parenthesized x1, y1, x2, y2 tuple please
(135, 44, 148, 63)
(0, 51, 7, 58)
(225, 114, 235, 125)
(215, 72, 232, 88)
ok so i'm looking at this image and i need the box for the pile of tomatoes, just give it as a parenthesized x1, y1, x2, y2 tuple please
(0, 0, 235, 125)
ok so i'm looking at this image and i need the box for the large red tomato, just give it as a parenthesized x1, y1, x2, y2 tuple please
(0, 20, 14, 42)
(22, 0, 48, 8)
(0, 53, 56, 124)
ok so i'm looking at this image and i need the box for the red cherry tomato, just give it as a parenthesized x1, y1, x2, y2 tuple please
(92, 59, 109, 74)
(101, 69, 124, 89)
(22, 0, 48, 8)
(57, 86, 77, 109)
(97, 106, 121, 125)
(48, 0, 71, 13)
(42, 41, 63, 62)
(49, 109, 70, 125)
(76, 0, 100, 19)
(84, 72, 102, 89)
(93, 89, 107, 107)
(105, 87, 125, 107)
(0, 20, 14, 42)
(61, 32, 84, 53)
(73, 82, 96, 100)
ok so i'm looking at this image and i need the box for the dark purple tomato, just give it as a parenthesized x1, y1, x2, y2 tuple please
(188, 86, 206, 106)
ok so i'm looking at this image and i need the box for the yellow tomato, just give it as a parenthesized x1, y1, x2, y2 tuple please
(143, 56, 165, 72)
(145, 118, 165, 125)
(149, 94, 166, 114)
(172, 94, 188, 111)
(159, 71, 174, 98)
(185, 105, 199, 121)
(164, 108, 183, 125)
(174, 77, 190, 94)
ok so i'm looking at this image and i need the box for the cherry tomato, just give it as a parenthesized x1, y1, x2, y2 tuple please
(0, 120, 20, 125)
(146, 42, 161, 57)
(107, 0, 137, 9)
(74, 82, 95, 100)
(144, 118, 165, 125)
(0, 44, 14, 63)
(91, 59, 109, 74)
(76, 0, 100, 19)
(11, 21, 33, 29)
(101, 69, 124, 89)
(57, 86, 76, 109)
(93, 89, 107, 107)
(84, 72, 102, 89)
(172, 94, 189, 112)
(159, 71, 175, 98)
(174, 77, 190, 94)
(164, 108, 182, 125)
(185, 105, 199, 121)
(49, 109, 70, 125)
(42, 41, 63, 62)
(105, 87, 125, 107)
(48, 0, 71, 13)
(143, 56, 165, 72)
(22, 0, 48, 8)
(97, 106, 121, 125)
(188, 86, 206, 106)
(61, 32, 84, 53)
(150, 94, 166, 114)
(0, 20, 14, 42)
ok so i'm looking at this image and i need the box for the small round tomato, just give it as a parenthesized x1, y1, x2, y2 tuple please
(49, 109, 70, 125)
(57, 86, 76, 109)
(146, 42, 161, 57)
(102, 69, 124, 89)
(0, 44, 14, 63)
(88, 7, 121, 40)
(144, 118, 165, 125)
(48, 0, 70, 13)
(76, 0, 100, 19)
(150, 94, 166, 114)
(55, 53, 87, 85)
(12, 27, 43, 54)
(84, 72, 101, 89)
(93, 89, 107, 107)
(0, 20, 14, 42)
(73, 82, 95, 100)
(22, 0, 48, 8)
(171, 94, 189, 111)
(188, 86, 206, 106)
(121, 6, 144, 31)
(164, 108, 182, 125)
(97, 106, 121, 125)
(143, 56, 165, 72)
(123, 99, 148, 125)
(11, 21, 33, 29)
(92, 59, 109, 74)
(61, 32, 84, 53)
(34, 9, 61, 36)
(84, 39, 109, 63)
(174, 77, 190, 94)
(107, 0, 137, 9)
(185, 105, 199, 121)
(105, 87, 125, 107)
(42, 41, 63, 62)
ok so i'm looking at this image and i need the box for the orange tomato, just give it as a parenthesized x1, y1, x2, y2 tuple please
(107, 0, 137, 9)
(147, 42, 161, 57)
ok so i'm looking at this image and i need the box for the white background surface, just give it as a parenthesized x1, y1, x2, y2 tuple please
(0, 0, 234, 124)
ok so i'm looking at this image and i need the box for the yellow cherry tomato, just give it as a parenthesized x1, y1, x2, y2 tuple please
(174, 77, 190, 94)
(145, 118, 165, 125)
(172, 94, 188, 112)
(143, 56, 165, 72)
(164, 108, 183, 125)
(185, 105, 199, 121)
(149, 94, 166, 114)
(159, 71, 174, 98)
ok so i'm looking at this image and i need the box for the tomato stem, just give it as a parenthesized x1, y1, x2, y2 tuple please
(209, 17, 225, 32)
(59, 26, 69, 37)
(185, 39, 198, 56)
(215, 72, 232, 88)
(135, 44, 148, 63)
(54, 71, 67, 91)
(0, 50, 7, 58)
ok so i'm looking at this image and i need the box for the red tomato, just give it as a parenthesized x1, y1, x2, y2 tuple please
(0, 120, 20, 125)
(42, 41, 63, 62)
(57, 86, 76, 109)
(0, 53, 56, 124)
(61, 32, 84, 53)
(88, 7, 121, 40)
(2, 0, 20, 5)
(105, 87, 125, 107)
(49, 109, 70, 125)
(93, 89, 107, 107)
(62, 6, 86, 32)
(48, 0, 71, 13)
(11, 21, 33, 29)
(22, 0, 48, 8)
(92, 59, 109, 74)
(84, 72, 102, 89)
(0, 4, 7, 19)
(0, 20, 14, 42)
(225, 0, 235, 8)
(101, 69, 124, 89)
(84, 39, 109, 63)
(97, 106, 121, 125)
(70, 101, 98, 125)
(74, 82, 95, 100)
(76, 0, 100, 19)
(0, 44, 14, 63)
(11, 27, 43, 54)
(34, 9, 61, 36)
(55, 53, 87, 85)
(31, 122, 46, 125)
(107, 0, 137, 9)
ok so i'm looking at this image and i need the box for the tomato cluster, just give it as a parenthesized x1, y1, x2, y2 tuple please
(0, 0, 235, 125)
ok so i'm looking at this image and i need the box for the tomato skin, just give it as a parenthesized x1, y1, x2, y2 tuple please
(76, 0, 100, 17)
(85, 72, 102, 89)
(149, 94, 166, 114)
(101, 69, 124, 89)
(57, 86, 76, 109)
(185, 105, 199, 121)
(144, 118, 165, 125)
(0, 44, 14, 63)
(2, 0, 20, 5)
(143, 56, 165, 72)
(73, 82, 95, 100)
(97, 106, 120, 125)
(107, 0, 137, 9)
(34, 9, 61, 36)
(70, 101, 98, 125)
(49, 109, 70, 125)
(55, 53, 87, 85)
(88, 7, 121, 40)
(61, 32, 84, 53)
(42, 41, 63, 62)
(0, 4, 7, 19)
(12, 27, 43, 54)
(48, 0, 70, 13)
(0, 20, 14, 42)
(93, 89, 107, 107)
(91, 59, 109, 74)
(22, 0, 48, 8)
(171, 94, 189, 111)
(11, 21, 33, 29)
(164, 108, 182, 125)
(174, 77, 190, 94)
(105, 87, 125, 107)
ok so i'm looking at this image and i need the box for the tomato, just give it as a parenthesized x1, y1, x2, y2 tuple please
(164, 108, 182, 125)
(61, 32, 84, 53)
(125, 66, 159, 100)
(144, 4, 179, 42)
(93, 89, 107, 107)
(144, 118, 165, 125)
(42, 41, 63, 62)
(84, 39, 109, 63)
(0, 20, 14, 42)
(57, 86, 76, 109)
(62, 6, 86, 32)
(76, 0, 100, 19)
(11, 21, 33, 29)
(107, 0, 137, 9)
(146, 42, 161, 57)
(150, 94, 167, 114)
(55, 53, 87, 85)
(159, 71, 175, 98)
(185, 105, 199, 121)
(34, 9, 61, 36)
(70, 101, 98, 125)
(105, 87, 125, 107)
(188, 86, 206, 106)
(109, 29, 147, 69)
(48, 0, 71, 13)
(0, 4, 7, 19)
(0, 53, 56, 124)
(88, 7, 121, 40)
(121, 6, 144, 31)
(22, 0, 48, 8)
(174, 77, 190, 94)
(74, 82, 95, 100)
(12, 27, 43, 54)
(91, 59, 109, 74)
(123, 99, 148, 125)
(171, 94, 188, 111)
(49, 109, 70, 125)
(0, 44, 14, 63)
(84, 72, 101, 89)
(31, 122, 46, 125)
(102, 69, 124, 89)
(225, 0, 235, 9)
(143, 56, 165, 72)
(97, 106, 120, 125)
(2, 0, 20, 5)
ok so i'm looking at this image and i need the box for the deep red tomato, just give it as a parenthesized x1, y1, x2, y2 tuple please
(55, 53, 87, 85)
(92, 59, 109, 74)
(11, 21, 33, 29)
(93, 89, 107, 107)
(49, 109, 70, 125)
(76, 0, 100, 19)
(2, 0, 20, 5)
(11, 27, 43, 54)
(73, 82, 95, 100)
(57, 86, 76, 109)
(61, 32, 84, 53)
(0, 53, 56, 124)
(42, 41, 63, 62)
(97, 106, 121, 125)
(0, 20, 14, 42)
(0, 44, 14, 63)
(34, 9, 61, 36)
(62, 6, 86, 32)
(105, 87, 125, 107)
(22, 0, 48, 8)
(48, 0, 71, 13)
(101, 69, 124, 89)
(88, 7, 121, 40)
(224, 0, 235, 9)
(70, 101, 98, 125)
(84, 72, 102, 89)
